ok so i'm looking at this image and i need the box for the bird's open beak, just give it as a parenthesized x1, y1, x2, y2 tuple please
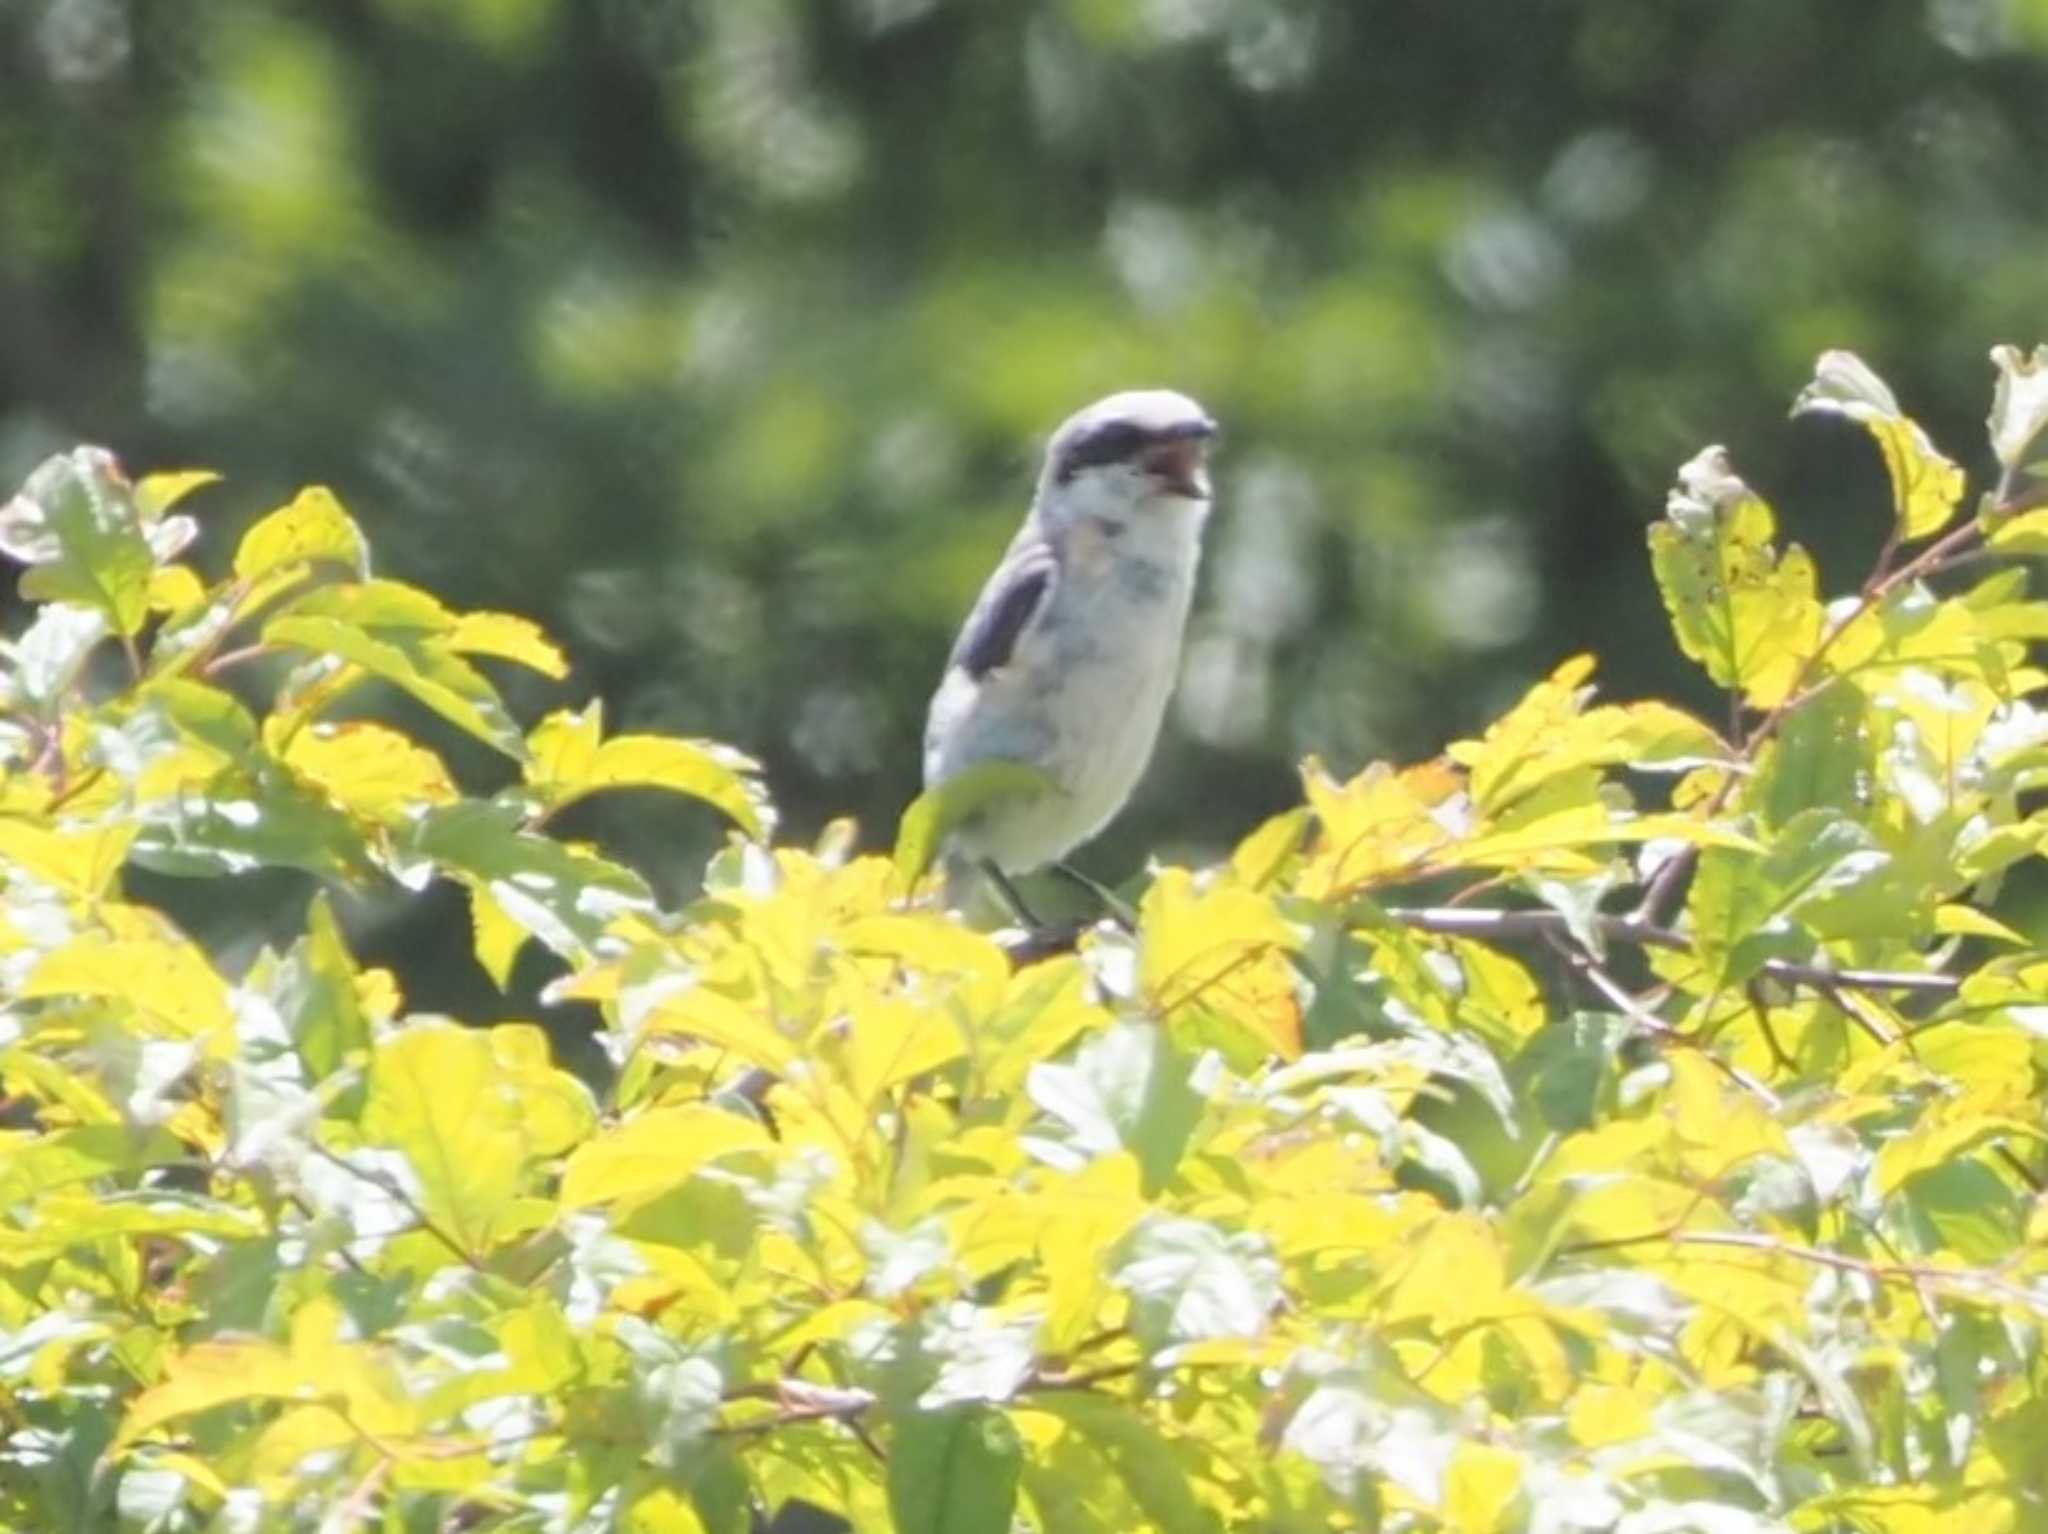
(1140, 418, 1218, 500)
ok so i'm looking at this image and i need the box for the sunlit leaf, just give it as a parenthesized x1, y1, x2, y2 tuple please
(1447, 654, 1723, 817)
(360, 1022, 568, 1259)
(232, 485, 367, 582)
(1795, 350, 1966, 539)
(448, 609, 568, 677)
(404, 798, 654, 961)
(559, 1103, 772, 1209)
(1649, 446, 1825, 706)
(279, 719, 459, 822)
(528, 700, 770, 838)
(894, 760, 1061, 893)
(1, 447, 156, 635)
(264, 580, 523, 755)
(23, 929, 232, 1040)
(135, 470, 221, 520)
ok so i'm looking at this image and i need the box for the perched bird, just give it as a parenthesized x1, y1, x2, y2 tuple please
(923, 389, 1218, 923)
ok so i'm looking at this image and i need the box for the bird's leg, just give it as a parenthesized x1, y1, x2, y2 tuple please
(981, 858, 1044, 929)
(1052, 862, 1136, 932)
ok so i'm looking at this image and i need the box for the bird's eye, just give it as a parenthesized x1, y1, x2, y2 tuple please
(1057, 421, 1146, 481)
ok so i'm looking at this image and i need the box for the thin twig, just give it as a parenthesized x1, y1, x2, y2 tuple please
(1384, 905, 1958, 997)
(1548, 932, 1782, 1109)
(200, 641, 275, 680)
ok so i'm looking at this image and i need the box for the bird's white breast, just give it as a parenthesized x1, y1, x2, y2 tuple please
(927, 504, 1205, 873)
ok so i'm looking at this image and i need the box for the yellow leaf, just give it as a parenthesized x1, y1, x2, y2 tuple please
(280, 720, 458, 821)
(448, 610, 569, 678)
(527, 700, 770, 839)
(1873, 1107, 2041, 1195)
(1035, 1154, 1146, 1351)
(1447, 655, 1724, 818)
(1380, 1213, 1507, 1328)
(469, 883, 529, 990)
(1139, 868, 1302, 1057)
(1790, 1485, 2015, 1534)
(528, 700, 603, 784)
(147, 564, 206, 616)
(1567, 1384, 1653, 1448)
(768, 1299, 897, 1355)
(1933, 903, 2029, 945)
(148, 1451, 232, 1503)
(1434, 807, 1756, 873)
(1663, 1052, 1791, 1176)
(1298, 756, 1466, 897)
(0, 820, 137, 898)
(115, 1337, 309, 1450)
(626, 1487, 710, 1534)
(1987, 505, 2048, 556)
(559, 1103, 772, 1210)
(489, 1023, 597, 1156)
(1443, 1443, 1523, 1534)
(632, 977, 801, 1074)
(832, 999, 965, 1105)
(135, 469, 220, 519)
(1229, 807, 1310, 890)
(361, 1024, 562, 1257)
(233, 486, 366, 581)
(1794, 350, 1965, 540)
(24, 931, 231, 1040)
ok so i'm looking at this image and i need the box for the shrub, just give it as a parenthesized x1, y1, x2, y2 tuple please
(4, 348, 2048, 1531)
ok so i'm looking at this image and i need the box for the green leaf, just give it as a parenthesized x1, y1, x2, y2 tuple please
(263, 580, 525, 756)
(281, 893, 373, 1084)
(1649, 447, 1824, 707)
(232, 485, 368, 582)
(1687, 807, 1893, 986)
(886, 1406, 1021, 1534)
(1898, 1159, 2024, 1265)
(893, 760, 1060, 893)
(129, 761, 372, 881)
(404, 799, 654, 963)
(1794, 349, 1966, 540)
(1, 447, 157, 635)
(141, 676, 260, 759)
(1755, 679, 1868, 833)
(527, 701, 772, 839)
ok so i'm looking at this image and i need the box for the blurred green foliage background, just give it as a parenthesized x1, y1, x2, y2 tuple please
(10, 0, 2048, 1011)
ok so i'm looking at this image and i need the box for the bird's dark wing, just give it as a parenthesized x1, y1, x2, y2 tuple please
(953, 547, 1055, 679)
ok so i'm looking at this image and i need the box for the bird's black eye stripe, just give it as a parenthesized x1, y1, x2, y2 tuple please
(1055, 421, 1148, 482)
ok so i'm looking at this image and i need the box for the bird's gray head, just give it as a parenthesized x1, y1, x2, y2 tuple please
(1034, 389, 1218, 531)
